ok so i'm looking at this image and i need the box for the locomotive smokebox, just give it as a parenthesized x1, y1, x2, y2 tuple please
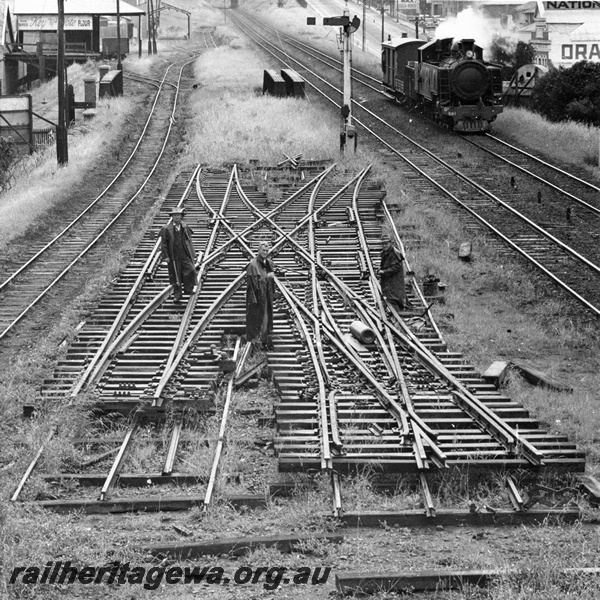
(450, 61, 489, 101)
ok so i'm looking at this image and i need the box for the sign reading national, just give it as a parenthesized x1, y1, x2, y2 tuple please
(545, 1, 600, 7)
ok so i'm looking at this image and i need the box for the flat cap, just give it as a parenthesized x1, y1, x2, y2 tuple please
(381, 234, 393, 242)
(170, 207, 185, 215)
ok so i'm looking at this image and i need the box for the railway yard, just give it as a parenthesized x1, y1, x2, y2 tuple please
(3, 1, 600, 599)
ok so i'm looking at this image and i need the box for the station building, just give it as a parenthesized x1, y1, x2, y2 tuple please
(1, 0, 145, 94)
(421, 0, 600, 66)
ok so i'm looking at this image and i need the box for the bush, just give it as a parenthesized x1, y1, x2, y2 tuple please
(0, 137, 16, 193)
(531, 61, 600, 125)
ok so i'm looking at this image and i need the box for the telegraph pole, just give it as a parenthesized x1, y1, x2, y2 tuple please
(147, 0, 152, 55)
(381, 6, 384, 43)
(414, 14, 421, 39)
(149, 0, 157, 54)
(152, 0, 158, 54)
(362, 0, 366, 51)
(116, 0, 122, 71)
(57, 0, 68, 165)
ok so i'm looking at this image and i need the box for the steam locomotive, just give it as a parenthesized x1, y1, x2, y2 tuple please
(382, 37, 503, 132)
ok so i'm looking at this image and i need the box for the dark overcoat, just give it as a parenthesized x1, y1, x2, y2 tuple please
(380, 245, 406, 308)
(160, 222, 197, 294)
(246, 256, 274, 343)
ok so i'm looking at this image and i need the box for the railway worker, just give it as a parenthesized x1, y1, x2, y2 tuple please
(246, 241, 276, 350)
(160, 207, 197, 303)
(378, 234, 410, 311)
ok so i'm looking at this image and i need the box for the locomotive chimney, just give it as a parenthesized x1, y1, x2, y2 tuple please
(460, 39, 476, 54)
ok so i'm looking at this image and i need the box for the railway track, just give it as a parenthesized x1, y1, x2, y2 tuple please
(232, 11, 600, 317)
(0, 48, 207, 344)
(11, 162, 585, 518)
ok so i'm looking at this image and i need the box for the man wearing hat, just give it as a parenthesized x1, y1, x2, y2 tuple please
(160, 207, 197, 303)
(379, 233, 409, 311)
(246, 241, 276, 350)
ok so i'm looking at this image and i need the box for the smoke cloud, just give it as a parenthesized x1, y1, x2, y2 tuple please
(434, 7, 516, 59)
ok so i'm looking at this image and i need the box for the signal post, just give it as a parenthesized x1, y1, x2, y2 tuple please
(308, 8, 360, 153)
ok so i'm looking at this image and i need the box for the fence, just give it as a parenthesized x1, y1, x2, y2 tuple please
(33, 127, 55, 151)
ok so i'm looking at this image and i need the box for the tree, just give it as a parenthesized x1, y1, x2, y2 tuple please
(531, 61, 600, 125)
(490, 35, 536, 80)
(514, 41, 536, 70)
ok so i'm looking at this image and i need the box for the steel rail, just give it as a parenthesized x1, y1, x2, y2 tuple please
(0, 54, 201, 342)
(484, 133, 600, 194)
(277, 280, 409, 436)
(306, 174, 337, 471)
(246, 12, 598, 213)
(338, 94, 600, 321)
(204, 337, 246, 512)
(236, 172, 543, 466)
(99, 422, 138, 501)
(197, 167, 336, 474)
(233, 342, 253, 381)
(233, 13, 600, 317)
(10, 429, 55, 502)
(464, 136, 600, 218)
(233, 171, 436, 450)
(162, 416, 183, 476)
(310, 252, 544, 465)
(156, 168, 238, 402)
(203, 376, 235, 512)
(280, 282, 333, 471)
(197, 167, 336, 473)
(152, 273, 246, 402)
(70, 166, 201, 396)
(362, 299, 545, 466)
(236, 10, 381, 89)
(0, 53, 198, 297)
(149, 163, 327, 405)
(351, 169, 446, 467)
(314, 277, 411, 438)
(232, 175, 420, 446)
(200, 165, 336, 266)
(75, 284, 173, 393)
(380, 202, 443, 342)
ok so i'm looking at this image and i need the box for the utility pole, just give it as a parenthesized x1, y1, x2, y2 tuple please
(57, 0, 68, 165)
(153, 1, 158, 54)
(116, 0, 122, 71)
(147, 0, 152, 55)
(149, 0, 157, 54)
(381, 6, 384, 43)
(362, 0, 366, 51)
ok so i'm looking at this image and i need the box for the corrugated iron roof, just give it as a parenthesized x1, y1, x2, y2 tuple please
(14, 0, 144, 16)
